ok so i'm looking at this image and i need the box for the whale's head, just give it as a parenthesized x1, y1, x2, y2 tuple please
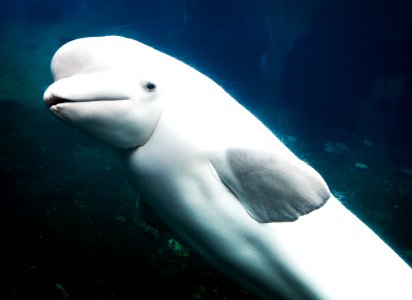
(43, 36, 173, 149)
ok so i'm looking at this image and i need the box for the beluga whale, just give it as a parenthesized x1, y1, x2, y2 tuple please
(43, 36, 412, 299)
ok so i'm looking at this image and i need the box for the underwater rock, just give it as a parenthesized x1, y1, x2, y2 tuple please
(323, 141, 350, 154)
(397, 168, 412, 179)
(363, 140, 374, 147)
(355, 163, 369, 170)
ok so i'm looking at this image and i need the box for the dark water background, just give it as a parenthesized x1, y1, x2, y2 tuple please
(1, 0, 411, 299)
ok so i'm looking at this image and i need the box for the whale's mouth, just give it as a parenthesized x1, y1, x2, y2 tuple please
(44, 96, 72, 108)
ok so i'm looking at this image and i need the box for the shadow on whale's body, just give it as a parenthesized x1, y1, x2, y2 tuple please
(43, 36, 412, 299)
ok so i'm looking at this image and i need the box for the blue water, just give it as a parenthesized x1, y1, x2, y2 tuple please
(1, 0, 411, 299)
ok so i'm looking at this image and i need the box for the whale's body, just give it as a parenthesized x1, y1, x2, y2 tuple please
(43, 36, 412, 299)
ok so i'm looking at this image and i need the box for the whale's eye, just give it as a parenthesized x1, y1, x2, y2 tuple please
(144, 81, 156, 92)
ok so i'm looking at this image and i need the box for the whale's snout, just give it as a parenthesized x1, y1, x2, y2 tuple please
(43, 88, 56, 108)
(43, 88, 70, 108)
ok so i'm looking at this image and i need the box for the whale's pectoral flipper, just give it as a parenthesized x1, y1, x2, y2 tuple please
(211, 148, 331, 222)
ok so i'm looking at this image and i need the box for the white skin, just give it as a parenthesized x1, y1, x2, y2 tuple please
(44, 36, 412, 300)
